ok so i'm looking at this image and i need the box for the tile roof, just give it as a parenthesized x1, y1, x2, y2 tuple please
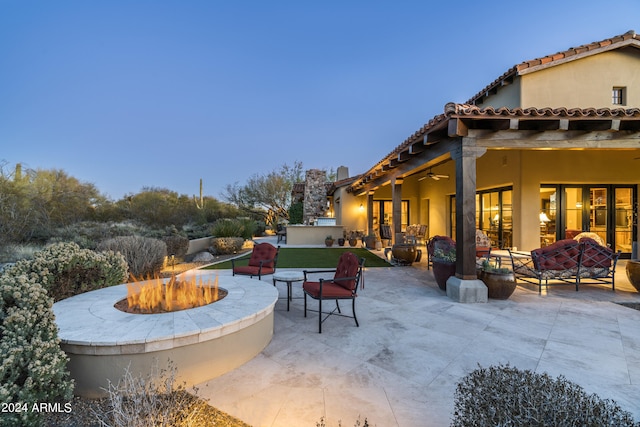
(348, 103, 640, 192)
(349, 31, 640, 192)
(446, 103, 640, 118)
(467, 30, 640, 105)
(385, 103, 640, 158)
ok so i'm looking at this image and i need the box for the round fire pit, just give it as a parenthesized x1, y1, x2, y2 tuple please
(53, 272, 278, 397)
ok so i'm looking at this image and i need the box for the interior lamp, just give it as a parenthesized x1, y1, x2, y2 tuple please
(539, 212, 551, 224)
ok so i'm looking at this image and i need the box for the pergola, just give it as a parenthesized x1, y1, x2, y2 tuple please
(347, 103, 640, 297)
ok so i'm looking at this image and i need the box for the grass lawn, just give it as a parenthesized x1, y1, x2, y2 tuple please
(203, 248, 391, 269)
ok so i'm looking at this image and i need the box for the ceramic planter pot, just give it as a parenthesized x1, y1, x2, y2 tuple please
(349, 238, 358, 247)
(392, 244, 418, 265)
(480, 270, 517, 299)
(365, 236, 377, 249)
(626, 260, 640, 292)
(325, 239, 334, 247)
(432, 261, 456, 291)
(338, 238, 345, 246)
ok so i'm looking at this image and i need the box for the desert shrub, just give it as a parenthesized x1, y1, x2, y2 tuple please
(211, 218, 245, 238)
(5, 242, 128, 302)
(235, 217, 258, 239)
(210, 237, 245, 255)
(0, 243, 44, 263)
(48, 220, 162, 249)
(0, 272, 74, 426)
(182, 223, 214, 239)
(94, 361, 245, 427)
(98, 236, 167, 279)
(451, 364, 637, 427)
(163, 235, 190, 258)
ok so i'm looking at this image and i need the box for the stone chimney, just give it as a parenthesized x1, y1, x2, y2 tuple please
(303, 169, 328, 224)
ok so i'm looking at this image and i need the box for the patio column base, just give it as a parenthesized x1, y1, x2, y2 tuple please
(446, 276, 488, 303)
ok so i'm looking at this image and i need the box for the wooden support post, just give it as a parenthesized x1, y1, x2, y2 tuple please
(392, 178, 403, 245)
(452, 138, 487, 279)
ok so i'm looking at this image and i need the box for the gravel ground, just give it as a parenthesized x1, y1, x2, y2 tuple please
(40, 394, 252, 426)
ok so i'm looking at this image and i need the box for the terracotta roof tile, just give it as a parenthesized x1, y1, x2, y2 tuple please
(351, 31, 640, 192)
(349, 103, 640, 191)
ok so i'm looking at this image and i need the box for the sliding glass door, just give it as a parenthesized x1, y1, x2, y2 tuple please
(541, 184, 636, 255)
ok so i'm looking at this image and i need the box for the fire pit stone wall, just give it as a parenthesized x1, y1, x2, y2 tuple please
(53, 272, 278, 397)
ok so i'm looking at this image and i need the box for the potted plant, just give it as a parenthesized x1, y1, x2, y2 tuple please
(431, 239, 456, 291)
(365, 232, 378, 249)
(325, 235, 334, 247)
(626, 259, 640, 292)
(479, 260, 517, 299)
(348, 231, 359, 247)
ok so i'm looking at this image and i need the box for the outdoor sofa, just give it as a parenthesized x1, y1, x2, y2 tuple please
(508, 237, 620, 293)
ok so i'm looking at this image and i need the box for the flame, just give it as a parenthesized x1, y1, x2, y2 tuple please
(125, 274, 220, 314)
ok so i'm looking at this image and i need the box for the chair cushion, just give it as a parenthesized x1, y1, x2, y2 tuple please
(532, 239, 580, 270)
(303, 281, 354, 298)
(580, 238, 614, 269)
(233, 266, 262, 276)
(333, 252, 360, 291)
(248, 243, 277, 268)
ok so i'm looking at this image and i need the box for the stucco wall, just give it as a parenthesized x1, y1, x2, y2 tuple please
(355, 149, 639, 252)
(520, 48, 640, 108)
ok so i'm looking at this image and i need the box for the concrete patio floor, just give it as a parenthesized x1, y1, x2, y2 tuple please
(196, 237, 640, 426)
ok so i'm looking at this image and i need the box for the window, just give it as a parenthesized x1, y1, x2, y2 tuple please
(450, 186, 513, 248)
(612, 87, 626, 105)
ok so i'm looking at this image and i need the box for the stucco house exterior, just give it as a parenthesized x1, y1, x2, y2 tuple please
(329, 30, 640, 286)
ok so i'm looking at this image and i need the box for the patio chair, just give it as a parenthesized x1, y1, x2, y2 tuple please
(379, 224, 392, 246)
(415, 224, 428, 245)
(302, 252, 365, 333)
(276, 224, 287, 243)
(232, 243, 280, 280)
(475, 229, 493, 267)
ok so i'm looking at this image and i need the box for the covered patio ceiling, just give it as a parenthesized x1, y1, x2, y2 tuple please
(348, 103, 640, 194)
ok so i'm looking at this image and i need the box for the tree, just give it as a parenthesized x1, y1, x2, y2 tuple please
(223, 161, 303, 227)
(0, 162, 106, 243)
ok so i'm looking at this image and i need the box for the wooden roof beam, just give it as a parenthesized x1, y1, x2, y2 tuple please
(448, 118, 469, 137)
(408, 142, 425, 154)
(397, 151, 411, 162)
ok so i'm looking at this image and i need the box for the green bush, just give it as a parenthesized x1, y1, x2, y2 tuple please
(235, 217, 257, 240)
(5, 242, 128, 302)
(0, 272, 74, 426)
(452, 364, 637, 427)
(288, 202, 303, 224)
(98, 236, 167, 279)
(211, 218, 256, 240)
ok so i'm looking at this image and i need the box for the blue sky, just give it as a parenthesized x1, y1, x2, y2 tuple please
(2, 1, 639, 201)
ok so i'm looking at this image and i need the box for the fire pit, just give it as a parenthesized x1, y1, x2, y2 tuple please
(116, 274, 227, 314)
(53, 271, 278, 397)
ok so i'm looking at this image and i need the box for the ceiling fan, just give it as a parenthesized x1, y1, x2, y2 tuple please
(419, 168, 449, 181)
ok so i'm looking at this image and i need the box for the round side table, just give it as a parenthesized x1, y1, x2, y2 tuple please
(272, 271, 305, 311)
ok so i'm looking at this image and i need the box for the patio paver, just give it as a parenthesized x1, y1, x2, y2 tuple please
(196, 236, 640, 427)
